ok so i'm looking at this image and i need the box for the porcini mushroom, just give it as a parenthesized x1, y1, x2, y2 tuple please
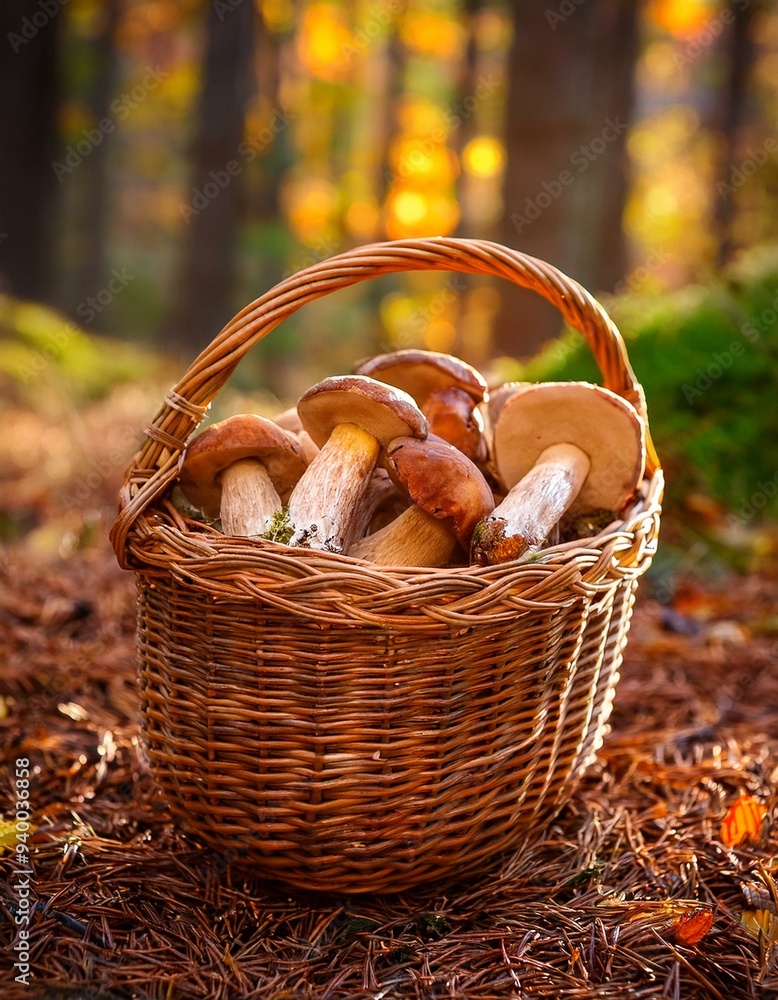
(350, 436, 494, 566)
(470, 382, 646, 566)
(354, 349, 488, 461)
(286, 375, 427, 553)
(271, 406, 303, 433)
(421, 386, 488, 463)
(270, 406, 319, 462)
(178, 414, 307, 537)
(349, 467, 409, 541)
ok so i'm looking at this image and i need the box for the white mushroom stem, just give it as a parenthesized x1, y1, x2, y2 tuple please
(219, 459, 283, 537)
(471, 443, 591, 565)
(286, 423, 381, 552)
(350, 506, 457, 566)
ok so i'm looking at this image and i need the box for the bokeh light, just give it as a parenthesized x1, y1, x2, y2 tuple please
(462, 136, 506, 179)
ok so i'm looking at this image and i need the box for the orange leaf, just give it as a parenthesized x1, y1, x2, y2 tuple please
(671, 906, 714, 946)
(721, 793, 766, 847)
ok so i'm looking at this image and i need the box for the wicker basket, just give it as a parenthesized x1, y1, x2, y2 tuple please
(111, 238, 663, 894)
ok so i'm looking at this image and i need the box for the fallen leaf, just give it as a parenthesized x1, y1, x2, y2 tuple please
(721, 793, 766, 847)
(0, 819, 17, 851)
(671, 906, 714, 946)
(741, 908, 778, 944)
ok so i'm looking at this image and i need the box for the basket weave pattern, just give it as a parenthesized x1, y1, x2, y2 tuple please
(112, 238, 663, 893)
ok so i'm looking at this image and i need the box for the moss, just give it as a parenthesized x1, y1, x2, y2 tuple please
(506, 248, 778, 522)
(414, 912, 451, 938)
(341, 916, 378, 937)
(559, 508, 617, 542)
(260, 506, 294, 545)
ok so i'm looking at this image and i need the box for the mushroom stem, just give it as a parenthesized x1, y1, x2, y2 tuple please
(470, 443, 591, 566)
(219, 459, 283, 536)
(286, 422, 381, 552)
(350, 506, 457, 566)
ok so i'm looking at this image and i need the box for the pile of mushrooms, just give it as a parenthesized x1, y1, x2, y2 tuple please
(173, 349, 647, 568)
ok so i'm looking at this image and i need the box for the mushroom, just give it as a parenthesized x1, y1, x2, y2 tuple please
(350, 436, 495, 566)
(270, 406, 319, 462)
(470, 382, 646, 566)
(178, 414, 308, 537)
(481, 381, 525, 482)
(484, 382, 523, 443)
(421, 386, 488, 463)
(349, 467, 410, 541)
(271, 405, 303, 433)
(286, 375, 427, 553)
(354, 349, 488, 461)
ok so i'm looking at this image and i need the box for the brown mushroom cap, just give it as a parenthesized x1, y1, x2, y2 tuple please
(179, 414, 308, 517)
(271, 406, 304, 433)
(384, 435, 495, 548)
(296, 374, 428, 450)
(354, 349, 488, 405)
(422, 386, 488, 462)
(492, 382, 646, 514)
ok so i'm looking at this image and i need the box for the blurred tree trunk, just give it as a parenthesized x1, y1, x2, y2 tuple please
(0, 0, 62, 301)
(495, 1, 638, 359)
(75, 0, 121, 307)
(165, 0, 258, 353)
(251, 18, 282, 222)
(712, 1, 759, 266)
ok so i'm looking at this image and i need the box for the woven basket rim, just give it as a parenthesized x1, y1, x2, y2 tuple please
(111, 237, 663, 571)
(130, 472, 662, 571)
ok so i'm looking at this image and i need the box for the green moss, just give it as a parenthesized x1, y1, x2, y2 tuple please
(559, 508, 617, 542)
(566, 859, 606, 887)
(341, 917, 378, 938)
(0, 296, 171, 403)
(506, 247, 778, 521)
(260, 506, 294, 545)
(414, 912, 451, 938)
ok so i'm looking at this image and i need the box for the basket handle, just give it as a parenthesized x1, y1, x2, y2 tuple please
(111, 237, 660, 565)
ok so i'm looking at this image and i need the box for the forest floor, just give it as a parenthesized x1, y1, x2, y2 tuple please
(2, 378, 778, 999)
